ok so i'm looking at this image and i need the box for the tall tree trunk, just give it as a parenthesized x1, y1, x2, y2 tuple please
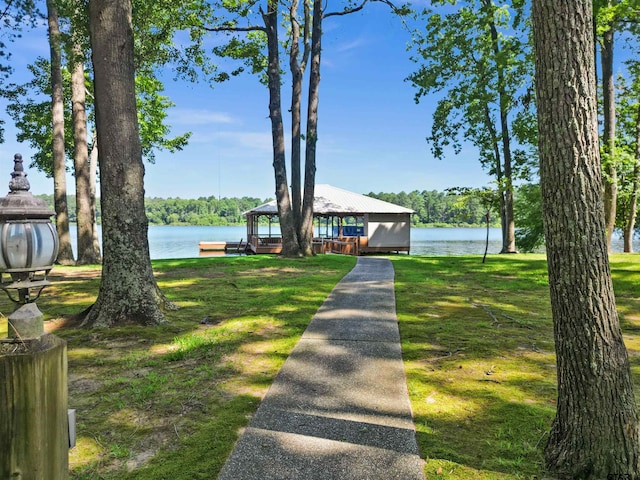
(602, 15, 617, 250)
(483, 103, 510, 253)
(497, 89, 516, 254)
(262, 0, 300, 257)
(300, 0, 323, 256)
(71, 44, 100, 265)
(501, 187, 516, 253)
(484, 0, 516, 254)
(624, 163, 638, 253)
(532, 1, 640, 477)
(46, 0, 74, 265)
(89, 139, 102, 261)
(289, 0, 311, 244)
(84, 0, 172, 327)
(625, 105, 640, 253)
(289, 0, 303, 236)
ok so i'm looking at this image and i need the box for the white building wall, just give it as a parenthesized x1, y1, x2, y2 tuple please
(365, 213, 411, 248)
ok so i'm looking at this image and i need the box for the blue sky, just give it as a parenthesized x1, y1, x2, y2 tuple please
(2, 4, 496, 200)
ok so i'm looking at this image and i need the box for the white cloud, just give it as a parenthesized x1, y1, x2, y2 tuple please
(322, 35, 369, 68)
(335, 37, 368, 53)
(187, 130, 273, 152)
(169, 109, 236, 126)
(215, 131, 273, 151)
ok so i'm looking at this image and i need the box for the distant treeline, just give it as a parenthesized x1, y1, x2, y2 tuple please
(366, 190, 492, 227)
(144, 196, 268, 225)
(36, 194, 268, 226)
(38, 190, 491, 227)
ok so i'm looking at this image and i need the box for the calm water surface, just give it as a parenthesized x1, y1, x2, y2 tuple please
(69, 225, 634, 260)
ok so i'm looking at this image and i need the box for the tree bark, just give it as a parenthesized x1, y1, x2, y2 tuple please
(84, 0, 170, 327)
(262, 0, 301, 257)
(289, 0, 304, 237)
(601, 10, 617, 251)
(532, 1, 640, 477)
(46, 0, 74, 265)
(497, 97, 516, 254)
(300, 0, 323, 256)
(71, 44, 101, 265)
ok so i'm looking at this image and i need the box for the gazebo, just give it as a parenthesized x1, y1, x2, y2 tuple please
(244, 184, 414, 255)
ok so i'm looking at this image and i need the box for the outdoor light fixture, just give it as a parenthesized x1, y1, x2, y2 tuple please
(0, 154, 68, 479)
(0, 154, 59, 338)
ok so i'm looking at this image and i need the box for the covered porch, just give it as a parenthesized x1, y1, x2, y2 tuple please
(244, 185, 413, 256)
(246, 213, 369, 256)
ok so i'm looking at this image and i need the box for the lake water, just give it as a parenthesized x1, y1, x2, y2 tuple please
(68, 225, 635, 260)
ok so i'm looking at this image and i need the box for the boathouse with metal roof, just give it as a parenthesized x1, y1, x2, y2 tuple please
(243, 184, 414, 255)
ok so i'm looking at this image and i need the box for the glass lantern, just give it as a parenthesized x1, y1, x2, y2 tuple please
(0, 154, 59, 304)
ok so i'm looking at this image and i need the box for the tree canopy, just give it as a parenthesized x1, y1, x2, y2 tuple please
(408, 0, 537, 253)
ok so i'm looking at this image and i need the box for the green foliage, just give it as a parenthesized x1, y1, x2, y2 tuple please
(132, 0, 218, 83)
(145, 195, 268, 225)
(200, 0, 270, 84)
(446, 185, 499, 216)
(514, 183, 544, 252)
(5, 58, 74, 176)
(6, 60, 192, 175)
(0, 0, 41, 84)
(136, 76, 191, 163)
(611, 64, 639, 233)
(408, 0, 537, 179)
(212, 32, 269, 83)
(4, 1, 218, 177)
(36, 194, 269, 226)
(593, 0, 639, 38)
(0, 0, 42, 140)
(37, 189, 508, 227)
(367, 189, 496, 226)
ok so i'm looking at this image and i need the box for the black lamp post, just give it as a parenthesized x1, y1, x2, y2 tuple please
(0, 154, 69, 479)
(0, 153, 59, 339)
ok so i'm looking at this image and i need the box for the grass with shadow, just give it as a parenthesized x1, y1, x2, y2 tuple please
(0, 255, 356, 479)
(4, 253, 640, 479)
(392, 253, 640, 479)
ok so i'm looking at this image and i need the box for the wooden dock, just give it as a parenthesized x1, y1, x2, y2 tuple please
(198, 240, 247, 254)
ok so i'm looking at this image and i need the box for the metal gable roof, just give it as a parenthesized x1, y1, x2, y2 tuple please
(244, 184, 414, 216)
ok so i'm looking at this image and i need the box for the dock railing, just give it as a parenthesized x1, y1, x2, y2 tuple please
(247, 235, 363, 256)
(323, 237, 359, 256)
(248, 235, 283, 254)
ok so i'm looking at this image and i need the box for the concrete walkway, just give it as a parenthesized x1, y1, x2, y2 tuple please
(218, 257, 425, 480)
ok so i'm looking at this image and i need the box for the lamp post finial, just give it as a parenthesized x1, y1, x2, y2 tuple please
(9, 153, 30, 193)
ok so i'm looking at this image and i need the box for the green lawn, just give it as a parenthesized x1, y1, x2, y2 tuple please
(392, 254, 640, 479)
(1, 255, 357, 479)
(2, 253, 639, 479)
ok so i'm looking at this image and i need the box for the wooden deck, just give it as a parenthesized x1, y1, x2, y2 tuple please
(247, 236, 338, 255)
(244, 235, 409, 256)
(200, 236, 409, 257)
(199, 240, 247, 254)
(247, 235, 283, 254)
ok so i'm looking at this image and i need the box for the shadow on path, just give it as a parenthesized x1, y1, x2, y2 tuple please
(218, 257, 425, 480)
